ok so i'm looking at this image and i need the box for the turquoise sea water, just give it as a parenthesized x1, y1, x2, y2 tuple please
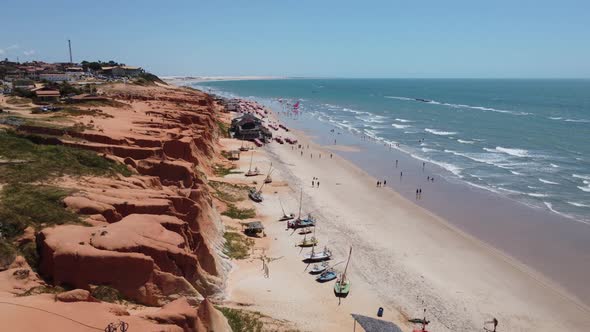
(196, 79, 590, 225)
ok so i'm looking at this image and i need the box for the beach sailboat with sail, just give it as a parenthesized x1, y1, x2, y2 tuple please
(248, 181, 265, 203)
(334, 246, 352, 298)
(297, 226, 318, 247)
(239, 140, 249, 152)
(278, 198, 294, 221)
(264, 164, 274, 184)
(287, 190, 316, 229)
(245, 151, 260, 177)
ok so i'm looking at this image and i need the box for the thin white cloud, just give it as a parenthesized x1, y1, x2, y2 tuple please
(7, 44, 19, 50)
(23, 50, 35, 56)
(0, 49, 5, 55)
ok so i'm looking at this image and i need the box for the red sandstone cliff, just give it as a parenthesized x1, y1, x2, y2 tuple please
(0, 83, 232, 331)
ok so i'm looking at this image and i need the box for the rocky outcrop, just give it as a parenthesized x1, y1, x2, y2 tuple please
(56, 289, 98, 303)
(144, 297, 231, 332)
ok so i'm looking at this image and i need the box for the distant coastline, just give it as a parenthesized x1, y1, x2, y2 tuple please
(162, 75, 287, 85)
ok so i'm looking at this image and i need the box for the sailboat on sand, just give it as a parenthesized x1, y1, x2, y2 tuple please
(303, 245, 332, 262)
(248, 181, 265, 203)
(297, 227, 318, 247)
(278, 198, 294, 221)
(245, 152, 260, 177)
(287, 190, 316, 229)
(239, 140, 249, 152)
(334, 246, 352, 298)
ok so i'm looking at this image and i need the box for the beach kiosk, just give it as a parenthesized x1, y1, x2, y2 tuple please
(242, 221, 265, 237)
(350, 314, 403, 332)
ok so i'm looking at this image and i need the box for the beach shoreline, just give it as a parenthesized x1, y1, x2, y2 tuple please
(212, 99, 590, 331)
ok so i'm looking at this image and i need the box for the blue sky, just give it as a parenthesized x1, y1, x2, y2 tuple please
(1, 0, 589, 78)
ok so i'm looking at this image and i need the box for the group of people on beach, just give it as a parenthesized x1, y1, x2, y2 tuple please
(376, 180, 387, 187)
(312, 177, 320, 188)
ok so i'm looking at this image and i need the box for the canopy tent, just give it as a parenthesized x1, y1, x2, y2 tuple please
(351, 314, 403, 332)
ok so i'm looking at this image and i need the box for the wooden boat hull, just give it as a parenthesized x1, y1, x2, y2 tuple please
(303, 253, 331, 262)
(334, 280, 351, 298)
(245, 172, 260, 177)
(248, 192, 263, 203)
(316, 271, 337, 282)
(298, 241, 317, 247)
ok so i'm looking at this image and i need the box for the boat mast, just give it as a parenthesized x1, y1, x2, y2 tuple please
(341, 246, 352, 283)
(279, 198, 286, 216)
(248, 151, 254, 172)
(298, 189, 303, 219)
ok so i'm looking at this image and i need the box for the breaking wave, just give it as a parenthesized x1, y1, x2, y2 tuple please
(425, 128, 457, 136)
(484, 146, 529, 157)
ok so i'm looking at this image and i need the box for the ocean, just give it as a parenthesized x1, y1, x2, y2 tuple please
(194, 78, 590, 225)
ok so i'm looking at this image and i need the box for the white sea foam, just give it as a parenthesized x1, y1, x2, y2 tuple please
(564, 118, 590, 123)
(549, 116, 563, 120)
(498, 187, 526, 195)
(568, 201, 590, 208)
(425, 128, 457, 136)
(392, 124, 411, 129)
(544, 202, 590, 226)
(384, 96, 413, 101)
(457, 139, 474, 144)
(395, 118, 413, 123)
(444, 149, 507, 166)
(528, 193, 549, 198)
(539, 178, 559, 185)
(484, 146, 529, 157)
(383, 95, 529, 115)
(550, 163, 559, 168)
(341, 108, 371, 116)
(573, 174, 590, 180)
(421, 147, 436, 153)
(510, 170, 522, 175)
(578, 182, 590, 193)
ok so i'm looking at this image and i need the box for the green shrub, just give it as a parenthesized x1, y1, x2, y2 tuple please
(91, 285, 123, 303)
(223, 232, 254, 259)
(222, 204, 256, 220)
(0, 240, 16, 269)
(218, 307, 264, 332)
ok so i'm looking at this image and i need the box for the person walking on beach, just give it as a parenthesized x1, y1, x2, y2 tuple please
(395, 159, 398, 168)
(419, 188, 422, 199)
(422, 162, 426, 171)
(383, 180, 387, 186)
(301, 151, 303, 156)
(400, 171, 403, 180)
(416, 189, 419, 200)
(427, 176, 430, 181)
(330, 153, 333, 159)
(317, 181, 320, 188)
(312, 180, 315, 188)
(376, 181, 380, 187)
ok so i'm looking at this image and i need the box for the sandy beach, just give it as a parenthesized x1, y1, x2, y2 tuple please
(218, 110, 590, 331)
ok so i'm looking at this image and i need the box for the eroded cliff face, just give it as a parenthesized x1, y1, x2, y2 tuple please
(2, 83, 232, 331)
(33, 84, 228, 305)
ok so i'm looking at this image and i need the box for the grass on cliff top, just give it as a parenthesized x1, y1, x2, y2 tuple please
(0, 130, 131, 183)
(0, 184, 84, 269)
(209, 180, 249, 203)
(0, 184, 82, 238)
(222, 204, 256, 220)
(223, 232, 254, 259)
